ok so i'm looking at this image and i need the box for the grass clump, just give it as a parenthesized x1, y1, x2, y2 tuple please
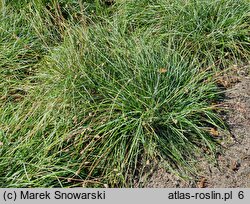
(0, 7, 43, 104)
(118, 0, 250, 66)
(0, 0, 249, 187)
(1, 23, 224, 187)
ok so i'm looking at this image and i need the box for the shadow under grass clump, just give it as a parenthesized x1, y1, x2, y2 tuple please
(4, 0, 115, 22)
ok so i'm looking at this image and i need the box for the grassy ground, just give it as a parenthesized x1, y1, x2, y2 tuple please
(0, 0, 249, 187)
